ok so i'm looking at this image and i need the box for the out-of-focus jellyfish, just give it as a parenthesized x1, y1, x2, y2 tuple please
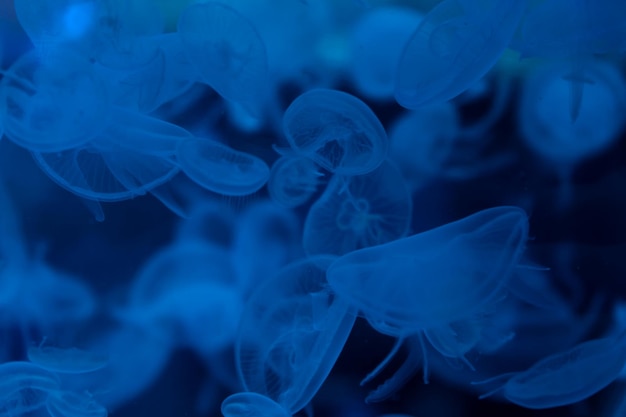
(0, 48, 111, 152)
(267, 155, 324, 208)
(518, 60, 626, 208)
(176, 137, 270, 197)
(348, 6, 423, 101)
(117, 240, 242, 354)
(221, 392, 290, 417)
(395, 0, 526, 108)
(282, 88, 388, 176)
(236, 256, 357, 415)
(476, 331, 626, 409)
(327, 206, 529, 332)
(303, 160, 412, 256)
(231, 200, 301, 293)
(175, 199, 237, 248)
(177, 2, 269, 116)
(27, 345, 108, 375)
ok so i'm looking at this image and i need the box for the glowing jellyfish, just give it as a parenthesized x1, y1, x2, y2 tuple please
(267, 155, 323, 208)
(303, 160, 412, 256)
(395, 0, 526, 108)
(176, 137, 270, 197)
(477, 332, 626, 409)
(236, 256, 357, 414)
(327, 206, 529, 333)
(27, 345, 108, 374)
(282, 88, 388, 176)
(221, 392, 289, 417)
(349, 6, 423, 100)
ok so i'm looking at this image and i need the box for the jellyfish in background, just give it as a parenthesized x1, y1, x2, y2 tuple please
(518, 59, 626, 208)
(395, 0, 526, 108)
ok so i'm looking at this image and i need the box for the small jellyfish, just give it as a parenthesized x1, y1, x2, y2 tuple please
(177, 2, 269, 115)
(267, 155, 323, 208)
(349, 7, 424, 100)
(303, 160, 412, 256)
(395, 0, 526, 108)
(477, 332, 626, 409)
(236, 256, 357, 414)
(282, 88, 388, 176)
(221, 392, 289, 417)
(176, 137, 270, 197)
(27, 344, 108, 374)
(327, 206, 529, 333)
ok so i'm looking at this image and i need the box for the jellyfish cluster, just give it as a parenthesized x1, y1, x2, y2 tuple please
(2, 0, 626, 416)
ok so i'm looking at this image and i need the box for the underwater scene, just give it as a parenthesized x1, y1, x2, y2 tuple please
(2, 0, 626, 416)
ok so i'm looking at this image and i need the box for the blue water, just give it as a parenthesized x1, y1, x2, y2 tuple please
(1, 1, 626, 417)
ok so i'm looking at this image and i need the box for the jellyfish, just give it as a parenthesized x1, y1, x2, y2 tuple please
(177, 2, 269, 116)
(395, 0, 526, 108)
(476, 331, 626, 409)
(518, 60, 626, 208)
(221, 392, 289, 417)
(303, 160, 412, 256)
(348, 6, 423, 101)
(176, 137, 270, 197)
(267, 155, 324, 208)
(236, 256, 357, 415)
(27, 345, 108, 375)
(327, 206, 529, 331)
(282, 88, 388, 176)
(0, 361, 60, 416)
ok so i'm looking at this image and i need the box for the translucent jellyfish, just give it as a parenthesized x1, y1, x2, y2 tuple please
(175, 199, 237, 248)
(518, 60, 626, 207)
(232, 200, 301, 293)
(0, 48, 111, 152)
(389, 101, 460, 189)
(0, 361, 60, 416)
(176, 137, 270, 197)
(118, 240, 242, 354)
(395, 0, 526, 108)
(267, 155, 324, 208)
(477, 332, 626, 409)
(177, 2, 269, 115)
(221, 392, 290, 417)
(327, 206, 529, 333)
(236, 256, 357, 414)
(27, 345, 108, 374)
(31, 109, 186, 219)
(303, 160, 412, 256)
(349, 6, 423, 100)
(282, 88, 388, 176)
(46, 391, 108, 417)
